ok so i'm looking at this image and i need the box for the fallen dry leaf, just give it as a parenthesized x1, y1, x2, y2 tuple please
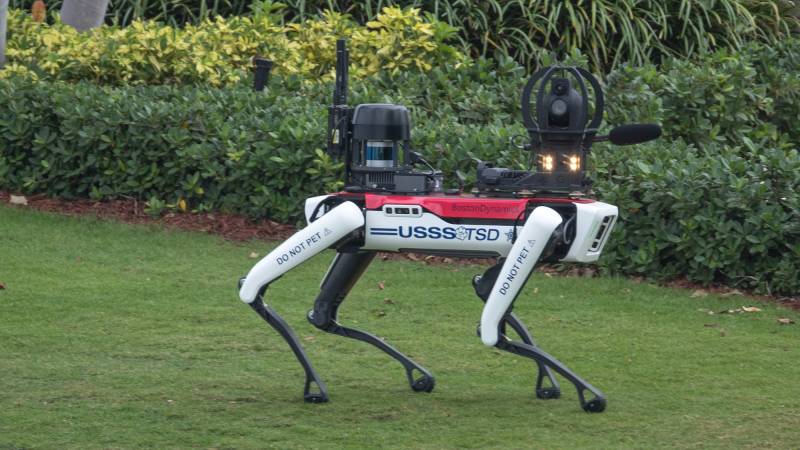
(533, 287, 539, 294)
(721, 289, 744, 297)
(249, 251, 259, 259)
(718, 306, 761, 314)
(303, 335, 315, 341)
(777, 318, 795, 325)
(383, 298, 394, 305)
(9, 195, 28, 206)
(0, 282, 5, 290)
(406, 253, 420, 261)
(378, 281, 385, 290)
(691, 289, 708, 298)
(374, 310, 386, 317)
(704, 323, 720, 328)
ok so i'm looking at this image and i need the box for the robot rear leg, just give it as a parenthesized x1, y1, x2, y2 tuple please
(308, 251, 436, 394)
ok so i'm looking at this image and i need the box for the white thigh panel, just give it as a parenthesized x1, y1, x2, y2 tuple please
(480, 206, 563, 346)
(238, 201, 364, 303)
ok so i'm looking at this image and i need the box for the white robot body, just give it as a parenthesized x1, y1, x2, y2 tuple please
(233, 38, 659, 412)
(362, 210, 517, 257)
(239, 192, 619, 410)
(303, 194, 618, 262)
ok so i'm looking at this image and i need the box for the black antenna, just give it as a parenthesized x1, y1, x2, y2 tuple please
(333, 39, 349, 106)
(327, 39, 353, 175)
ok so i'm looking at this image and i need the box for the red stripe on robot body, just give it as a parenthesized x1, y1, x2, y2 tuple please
(356, 193, 594, 220)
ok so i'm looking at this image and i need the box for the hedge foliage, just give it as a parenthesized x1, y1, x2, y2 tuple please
(9, 0, 255, 27)
(323, 0, 800, 71)
(3, 6, 462, 85)
(10, 0, 799, 71)
(0, 67, 525, 222)
(599, 39, 800, 294)
(605, 41, 800, 151)
(594, 141, 800, 296)
(1, 40, 799, 295)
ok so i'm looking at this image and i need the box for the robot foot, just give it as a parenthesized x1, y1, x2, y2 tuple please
(316, 321, 436, 394)
(246, 282, 329, 404)
(496, 338, 605, 413)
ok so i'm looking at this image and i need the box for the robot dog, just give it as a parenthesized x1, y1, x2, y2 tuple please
(237, 40, 660, 412)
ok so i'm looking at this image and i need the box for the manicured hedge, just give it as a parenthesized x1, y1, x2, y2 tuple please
(10, 0, 798, 71)
(0, 70, 527, 222)
(3, 6, 462, 86)
(2, 40, 799, 295)
(594, 141, 800, 296)
(604, 41, 800, 151)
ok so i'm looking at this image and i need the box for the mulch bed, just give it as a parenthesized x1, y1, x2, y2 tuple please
(2, 190, 797, 311)
(0, 191, 296, 241)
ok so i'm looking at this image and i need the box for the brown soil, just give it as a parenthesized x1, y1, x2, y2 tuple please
(1, 191, 296, 241)
(2, 190, 797, 311)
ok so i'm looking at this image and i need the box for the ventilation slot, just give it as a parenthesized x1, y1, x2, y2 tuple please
(368, 172, 393, 184)
(589, 215, 615, 252)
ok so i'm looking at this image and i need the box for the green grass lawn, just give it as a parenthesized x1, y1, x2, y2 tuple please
(1, 205, 798, 449)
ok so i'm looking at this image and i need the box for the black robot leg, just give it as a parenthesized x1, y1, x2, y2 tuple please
(244, 282, 329, 403)
(308, 251, 435, 393)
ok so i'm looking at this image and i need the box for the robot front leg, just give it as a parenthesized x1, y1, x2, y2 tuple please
(238, 201, 365, 403)
(307, 251, 435, 393)
(478, 206, 607, 413)
(473, 263, 560, 400)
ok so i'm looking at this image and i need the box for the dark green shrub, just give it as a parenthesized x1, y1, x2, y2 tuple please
(0, 77, 330, 222)
(592, 141, 800, 295)
(605, 39, 800, 148)
(0, 74, 524, 224)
